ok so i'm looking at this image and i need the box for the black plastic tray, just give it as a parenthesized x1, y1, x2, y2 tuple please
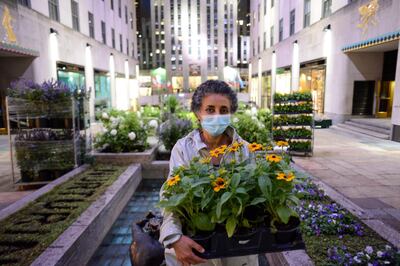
(192, 226, 305, 259)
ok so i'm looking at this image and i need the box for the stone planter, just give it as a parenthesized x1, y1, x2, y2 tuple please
(92, 145, 158, 165)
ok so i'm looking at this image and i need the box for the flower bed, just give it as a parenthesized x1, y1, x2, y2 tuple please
(293, 179, 400, 265)
(0, 165, 125, 266)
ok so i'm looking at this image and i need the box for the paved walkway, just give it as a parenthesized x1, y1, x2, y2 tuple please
(294, 127, 400, 234)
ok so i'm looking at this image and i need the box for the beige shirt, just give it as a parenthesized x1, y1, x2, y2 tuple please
(159, 126, 250, 247)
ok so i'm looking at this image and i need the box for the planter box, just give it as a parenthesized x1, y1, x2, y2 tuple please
(192, 224, 305, 259)
(92, 145, 158, 165)
(314, 119, 332, 128)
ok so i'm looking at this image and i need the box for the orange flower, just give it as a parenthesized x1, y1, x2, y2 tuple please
(167, 175, 181, 187)
(228, 142, 241, 152)
(248, 142, 263, 152)
(266, 154, 282, 163)
(212, 177, 227, 192)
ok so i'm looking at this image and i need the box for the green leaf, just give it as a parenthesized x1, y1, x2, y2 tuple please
(288, 195, 300, 206)
(258, 175, 271, 196)
(250, 197, 266, 205)
(276, 206, 292, 224)
(216, 192, 232, 218)
(191, 179, 211, 188)
(231, 173, 241, 188)
(193, 213, 215, 231)
(226, 216, 237, 237)
(242, 218, 251, 228)
(236, 187, 247, 194)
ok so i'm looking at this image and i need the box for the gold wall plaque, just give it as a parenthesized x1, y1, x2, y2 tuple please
(357, 0, 379, 35)
(2, 5, 17, 43)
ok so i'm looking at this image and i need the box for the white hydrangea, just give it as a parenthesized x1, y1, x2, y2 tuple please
(102, 112, 109, 120)
(232, 117, 239, 123)
(137, 112, 141, 118)
(251, 106, 258, 115)
(139, 121, 144, 127)
(110, 116, 117, 122)
(128, 132, 136, 141)
(149, 119, 158, 128)
(365, 246, 373, 255)
(245, 110, 252, 115)
(110, 129, 118, 136)
(251, 116, 258, 121)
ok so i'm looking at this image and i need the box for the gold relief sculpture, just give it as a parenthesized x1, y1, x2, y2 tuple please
(2, 5, 17, 43)
(357, 0, 379, 35)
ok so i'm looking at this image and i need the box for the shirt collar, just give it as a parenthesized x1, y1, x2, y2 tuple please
(189, 126, 241, 152)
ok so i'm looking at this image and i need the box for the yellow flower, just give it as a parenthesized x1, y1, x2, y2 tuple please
(167, 175, 181, 187)
(248, 142, 263, 152)
(218, 168, 228, 176)
(230, 159, 236, 164)
(209, 149, 220, 158)
(276, 172, 295, 182)
(212, 177, 227, 192)
(277, 141, 289, 147)
(266, 154, 282, 163)
(228, 142, 242, 152)
(200, 157, 212, 164)
(209, 174, 215, 179)
(276, 173, 286, 180)
(266, 145, 273, 150)
(285, 172, 295, 182)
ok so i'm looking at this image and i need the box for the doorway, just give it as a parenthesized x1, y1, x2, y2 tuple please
(352, 81, 375, 115)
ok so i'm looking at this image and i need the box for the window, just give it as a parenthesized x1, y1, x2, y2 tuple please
(304, 0, 311, 28)
(279, 18, 283, 42)
(130, 12, 134, 29)
(126, 39, 129, 55)
(48, 0, 60, 21)
(258, 4, 260, 21)
(125, 6, 128, 24)
(264, 0, 267, 15)
(111, 28, 115, 48)
(119, 34, 123, 52)
(88, 12, 94, 38)
(290, 9, 295, 36)
(257, 36, 260, 53)
(118, 0, 122, 18)
(71, 0, 80, 31)
(271, 0, 274, 8)
(111, 0, 114, 10)
(322, 0, 332, 18)
(101, 21, 106, 44)
(131, 42, 134, 57)
(263, 32, 266, 50)
(270, 26, 274, 46)
(18, 0, 31, 7)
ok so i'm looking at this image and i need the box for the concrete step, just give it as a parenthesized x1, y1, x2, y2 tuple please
(344, 121, 391, 135)
(348, 119, 391, 130)
(332, 124, 390, 140)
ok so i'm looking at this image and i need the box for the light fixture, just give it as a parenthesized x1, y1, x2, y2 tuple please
(110, 53, 114, 56)
(323, 24, 331, 31)
(293, 40, 298, 44)
(50, 28, 58, 35)
(272, 50, 276, 54)
(86, 43, 91, 47)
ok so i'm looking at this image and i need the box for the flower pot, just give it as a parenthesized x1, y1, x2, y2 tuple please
(273, 216, 301, 244)
(192, 231, 216, 256)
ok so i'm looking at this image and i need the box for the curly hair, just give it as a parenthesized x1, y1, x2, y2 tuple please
(191, 80, 238, 113)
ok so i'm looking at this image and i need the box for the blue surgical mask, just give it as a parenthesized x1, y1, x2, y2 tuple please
(201, 114, 231, 137)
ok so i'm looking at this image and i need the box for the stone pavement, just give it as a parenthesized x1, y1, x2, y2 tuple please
(293, 127, 400, 235)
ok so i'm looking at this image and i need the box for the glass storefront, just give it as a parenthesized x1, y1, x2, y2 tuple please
(57, 63, 85, 90)
(94, 71, 111, 118)
(261, 73, 271, 109)
(276, 68, 291, 94)
(299, 62, 326, 114)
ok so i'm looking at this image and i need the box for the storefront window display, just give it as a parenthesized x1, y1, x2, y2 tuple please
(57, 64, 85, 90)
(94, 71, 111, 119)
(261, 73, 272, 109)
(299, 63, 326, 114)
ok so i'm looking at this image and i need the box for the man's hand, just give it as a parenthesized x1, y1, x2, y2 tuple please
(171, 235, 207, 265)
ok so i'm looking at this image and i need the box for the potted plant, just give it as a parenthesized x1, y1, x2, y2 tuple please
(158, 116, 193, 155)
(158, 141, 304, 258)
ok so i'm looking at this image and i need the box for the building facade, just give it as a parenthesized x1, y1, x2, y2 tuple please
(136, 0, 249, 93)
(0, 0, 139, 129)
(249, 0, 400, 141)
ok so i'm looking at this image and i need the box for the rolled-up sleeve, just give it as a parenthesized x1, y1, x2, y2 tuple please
(159, 140, 187, 248)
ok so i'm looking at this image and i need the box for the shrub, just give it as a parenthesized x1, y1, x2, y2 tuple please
(158, 116, 193, 151)
(95, 110, 148, 152)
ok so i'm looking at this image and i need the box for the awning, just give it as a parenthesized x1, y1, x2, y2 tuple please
(342, 30, 400, 53)
(0, 41, 39, 57)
